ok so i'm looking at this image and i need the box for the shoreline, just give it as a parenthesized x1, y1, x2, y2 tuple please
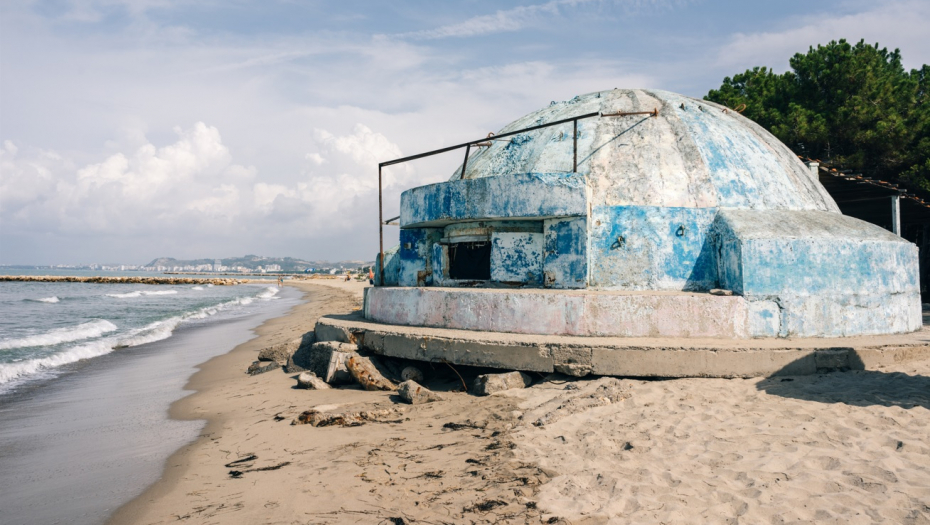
(0, 283, 303, 525)
(107, 280, 367, 524)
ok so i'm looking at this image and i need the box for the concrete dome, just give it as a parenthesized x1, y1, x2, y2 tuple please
(454, 88, 839, 213)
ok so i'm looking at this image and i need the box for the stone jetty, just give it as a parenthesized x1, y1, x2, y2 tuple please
(0, 275, 245, 285)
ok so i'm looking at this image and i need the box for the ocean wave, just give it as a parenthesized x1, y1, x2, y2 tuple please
(0, 320, 119, 351)
(191, 286, 204, 291)
(106, 291, 142, 298)
(25, 296, 61, 303)
(106, 289, 179, 298)
(0, 339, 118, 385)
(257, 286, 280, 300)
(0, 291, 267, 387)
(0, 283, 285, 389)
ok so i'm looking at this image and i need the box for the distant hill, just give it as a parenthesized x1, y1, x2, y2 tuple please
(144, 255, 371, 272)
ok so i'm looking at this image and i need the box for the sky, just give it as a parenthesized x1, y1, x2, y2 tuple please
(1, 0, 928, 265)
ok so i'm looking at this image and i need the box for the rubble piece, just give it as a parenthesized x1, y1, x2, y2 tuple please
(472, 371, 533, 396)
(281, 332, 319, 372)
(397, 380, 442, 404)
(709, 288, 735, 296)
(247, 360, 280, 376)
(346, 355, 396, 391)
(292, 406, 404, 427)
(290, 341, 356, 383)
(259, 333, 312, 364)
(400, 366, 425, 383)
(296, 371, 331, 390)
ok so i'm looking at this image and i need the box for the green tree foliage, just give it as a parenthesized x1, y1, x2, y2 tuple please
(706, 39, 930, 191)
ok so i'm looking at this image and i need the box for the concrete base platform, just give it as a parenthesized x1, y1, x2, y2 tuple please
(316, 312, 930, 378)
(365, 287, 751, 338)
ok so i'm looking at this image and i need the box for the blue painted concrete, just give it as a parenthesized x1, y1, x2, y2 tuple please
(589, 206, 718, 291)
(543, 217, 587, 288)
(398, 228, 442, 287)
(490, 232, 544, 284)
(714, 209, 922, 336)
(400, 172, 586, 228)
(374, 245, 400, 286)
(375, 89, 922, 337)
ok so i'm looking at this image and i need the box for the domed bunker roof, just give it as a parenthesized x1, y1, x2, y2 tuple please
(453, 88, 838, 213)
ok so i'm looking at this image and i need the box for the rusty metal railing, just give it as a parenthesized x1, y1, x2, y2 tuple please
(376, 109, 658, 284)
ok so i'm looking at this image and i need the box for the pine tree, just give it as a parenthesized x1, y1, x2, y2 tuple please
(706, 39, 929, 191)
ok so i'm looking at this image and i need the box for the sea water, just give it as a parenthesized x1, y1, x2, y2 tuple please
(0, 277, 301, 524)
(0, 279, 279, 393)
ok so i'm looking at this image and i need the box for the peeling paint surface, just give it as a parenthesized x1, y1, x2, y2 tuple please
(490, 232, 544, 284)
(543, 218, 587, 288)
(456, 89, 837, 212)
(714, 210, 922, 336)
(589, 206, 717, 291)
(373, 88, 922, 339)
(401, 172, 585, 228)
(397, 228, 442, 287)
(367, 287, 749, 338)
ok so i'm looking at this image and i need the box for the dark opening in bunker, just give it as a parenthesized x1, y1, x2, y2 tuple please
(448, 242, 491, 280)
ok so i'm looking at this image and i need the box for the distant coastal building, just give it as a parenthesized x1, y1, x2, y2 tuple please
(370, 88, 922, 339)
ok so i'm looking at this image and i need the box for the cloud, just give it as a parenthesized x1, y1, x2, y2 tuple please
(716, 0, 930, 71)
(394, 0, 691, 40)
(1, 122, 251, 235)
(397, 1, 568, 40)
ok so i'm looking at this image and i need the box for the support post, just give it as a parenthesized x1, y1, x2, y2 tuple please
(891, 194, 901, 236)
(378, 164, 384, 285)
(573, 119, 578, 173)
(460, 144, 471, 180)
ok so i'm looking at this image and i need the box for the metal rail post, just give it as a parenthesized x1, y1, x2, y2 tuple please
(378, 164, 384, 285)
(892, 194, 901, 236)
(573, 119, 578, 173)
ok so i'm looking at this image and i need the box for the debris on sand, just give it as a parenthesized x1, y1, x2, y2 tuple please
(473, 371, 533, 396)
(397, 380, 442, 404)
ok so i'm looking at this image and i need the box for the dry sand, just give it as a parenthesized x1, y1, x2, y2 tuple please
(110, 284, 930, 524)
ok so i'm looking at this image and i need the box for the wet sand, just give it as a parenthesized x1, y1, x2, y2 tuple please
(111, 287, 930, 524)
(0, 286, 303, 525)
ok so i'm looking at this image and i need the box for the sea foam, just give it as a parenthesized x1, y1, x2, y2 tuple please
(0, 320, 118, 351)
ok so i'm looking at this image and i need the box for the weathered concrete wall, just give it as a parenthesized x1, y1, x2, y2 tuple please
(366, 287, 749, 338)
(374, 245, 400, 286)
(457, 89, 837, 213)
(543, 217, 587, 288)
(320, 313, 930, 378)
(589, 205, 717, 291)
(490, 232, 544, 284)
(400, 172, 585, 228)
(715, 209, 923, 337)
(397, 228, 442, 287)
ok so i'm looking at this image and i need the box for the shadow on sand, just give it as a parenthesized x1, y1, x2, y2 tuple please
(757, 351, 930, 410)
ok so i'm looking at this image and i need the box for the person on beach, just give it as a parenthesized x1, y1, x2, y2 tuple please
(277, 276, 283, 287)
(368, 267, 374, 285)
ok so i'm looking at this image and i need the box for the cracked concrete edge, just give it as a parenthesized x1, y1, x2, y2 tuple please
(314, 314, 930, 378)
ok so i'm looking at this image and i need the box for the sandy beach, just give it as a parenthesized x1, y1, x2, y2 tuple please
(110, 283, 930, 524)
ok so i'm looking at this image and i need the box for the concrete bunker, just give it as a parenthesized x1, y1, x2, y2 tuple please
(371, 88, 922, 341)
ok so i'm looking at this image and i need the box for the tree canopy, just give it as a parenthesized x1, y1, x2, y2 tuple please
(705, 39, 929, 191)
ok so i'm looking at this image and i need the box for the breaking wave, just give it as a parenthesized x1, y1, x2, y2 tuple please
(0, 320, 119, 351)
(0, 285, 280, 388)
(106, 290, 179, 298)
(27, 296, 61, 303)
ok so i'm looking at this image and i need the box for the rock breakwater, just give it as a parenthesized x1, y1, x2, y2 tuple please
(0, 275, 245, 285)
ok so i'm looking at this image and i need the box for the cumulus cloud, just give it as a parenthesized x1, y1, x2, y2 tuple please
(1, 122, 252, 235)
